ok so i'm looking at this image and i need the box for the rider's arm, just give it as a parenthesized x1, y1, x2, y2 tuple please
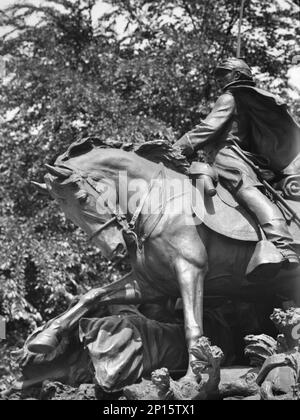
(175, 92, 236, 157)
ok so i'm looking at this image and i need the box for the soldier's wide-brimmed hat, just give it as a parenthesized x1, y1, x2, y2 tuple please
(215, 58, 253, 79)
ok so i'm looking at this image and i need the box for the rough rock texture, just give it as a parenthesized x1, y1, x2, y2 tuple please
(243, 308, 300, 400)
(0, 381, 119, 401)
(123, 337, 224, 400)
(244, 334, 277, 367)
(123, 365, 261, 400)
(270, 308, 300, 350)
(219, 367, 260, 399)
(40, 382, 97, 400)
(257, 351, 300, 400)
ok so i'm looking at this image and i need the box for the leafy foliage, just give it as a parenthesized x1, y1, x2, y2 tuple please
(0, 0, 299, 338)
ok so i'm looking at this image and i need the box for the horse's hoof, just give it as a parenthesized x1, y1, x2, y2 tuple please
(27, 330, 60, 355)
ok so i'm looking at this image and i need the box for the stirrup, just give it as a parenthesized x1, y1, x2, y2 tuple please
(281, 250, 300, 270)
(246, 240, 284, 283)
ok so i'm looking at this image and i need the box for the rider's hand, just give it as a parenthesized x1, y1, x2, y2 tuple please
(259, 169, 276, 182)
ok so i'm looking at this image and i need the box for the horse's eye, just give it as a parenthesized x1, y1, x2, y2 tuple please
(79, 195, 88, 204)
(76, 191, 88, 204)
(95, 184, 106, 194)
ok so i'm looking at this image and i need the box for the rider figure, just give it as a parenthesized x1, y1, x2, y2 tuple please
(175, 58, 300, 272)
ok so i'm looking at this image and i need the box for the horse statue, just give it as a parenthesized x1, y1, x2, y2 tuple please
(30, 137, 300, 385)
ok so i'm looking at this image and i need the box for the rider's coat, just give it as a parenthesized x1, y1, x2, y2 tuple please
(176, 81, 300, 191)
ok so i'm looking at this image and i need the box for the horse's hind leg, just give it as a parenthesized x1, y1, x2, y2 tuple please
(175, 257, 207, 379)
(27, 271, 165, 354)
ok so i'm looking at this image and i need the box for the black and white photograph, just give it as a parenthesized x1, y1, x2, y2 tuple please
(0, 0, 300, 405)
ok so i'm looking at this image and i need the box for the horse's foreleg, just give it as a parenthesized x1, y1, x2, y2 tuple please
(27, 271, 164, 354)
(175, 258, 207, 379)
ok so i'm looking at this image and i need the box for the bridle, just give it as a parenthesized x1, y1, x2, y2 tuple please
(83, 163, 167, 250)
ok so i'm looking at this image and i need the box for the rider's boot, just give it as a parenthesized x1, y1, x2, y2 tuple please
(260, 219, 299, 268)
(236, 186, 299, 279)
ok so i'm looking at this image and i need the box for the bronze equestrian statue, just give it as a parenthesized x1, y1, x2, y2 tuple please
(28, 59, 300, 385)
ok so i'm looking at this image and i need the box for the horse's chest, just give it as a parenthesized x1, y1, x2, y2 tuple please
(130, 244, 179, 295)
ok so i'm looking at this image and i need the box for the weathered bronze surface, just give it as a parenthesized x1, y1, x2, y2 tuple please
(22, 135, 299, 397)
(23, 60, 300, 398)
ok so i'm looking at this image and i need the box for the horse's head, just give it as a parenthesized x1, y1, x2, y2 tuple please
(33, 136, 190, 261)
(35, 162, 127, 261)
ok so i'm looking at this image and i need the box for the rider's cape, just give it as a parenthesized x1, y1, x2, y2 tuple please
(229, 85, 300, 174)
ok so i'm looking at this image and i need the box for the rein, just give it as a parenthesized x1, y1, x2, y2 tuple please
(85, 163, 167, 250)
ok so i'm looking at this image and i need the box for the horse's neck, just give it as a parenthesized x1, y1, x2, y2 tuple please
(71, 149, 154, 184)
(100, 150, 155, 182)
(97, 150, 159, 216)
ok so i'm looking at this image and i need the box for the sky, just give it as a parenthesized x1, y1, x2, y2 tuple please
(0, 0, 112, 29)
(0, 0, 111, 16)
(0, 0, 116, 37)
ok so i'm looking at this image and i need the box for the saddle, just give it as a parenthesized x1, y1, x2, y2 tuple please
(192, 181, 300, 248)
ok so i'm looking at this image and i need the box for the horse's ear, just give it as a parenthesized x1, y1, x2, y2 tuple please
(31, 181, 49, 194)
(45, 164, 72, 178)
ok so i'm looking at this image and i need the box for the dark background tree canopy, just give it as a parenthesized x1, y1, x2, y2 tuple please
(0, 0, 299, 340)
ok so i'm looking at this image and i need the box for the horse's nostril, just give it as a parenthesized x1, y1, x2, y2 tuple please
(112, 244, 127, 260)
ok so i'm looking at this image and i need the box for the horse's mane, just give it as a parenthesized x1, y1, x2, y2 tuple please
(134, 141, 189, 174)
(55, 137, 190, 175)
(55, 137, 112, 165)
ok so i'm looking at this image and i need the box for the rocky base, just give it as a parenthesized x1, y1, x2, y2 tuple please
(0, 381, 119, 401)
(1, 374, 299, 401)
(2, 308, 300, 400)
